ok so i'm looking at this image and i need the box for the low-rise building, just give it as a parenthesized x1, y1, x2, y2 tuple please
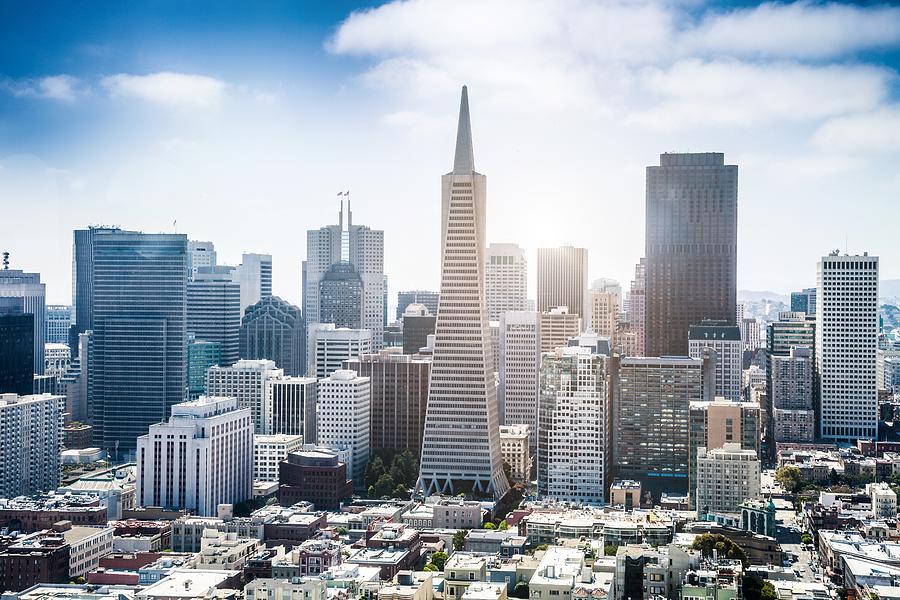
(615, 544, 697, 600)
(499, 425, 531, 484)
(345, 547, 413, 582)
(254, 434, 303, 482)
(868, 482, 898, 520)
(244, 577, 327, 600)
(171, 516, 266, 553)
(279, 448, 353, 510)
(609, 481, 642, 511)
(0, 494, 108, 532)
(430, 498, 483, 530)
(443, 553, 489, 600)
(695, 443, 760, 517)
(133, 569, 241, 600)
(378, 571, 435, 600)
(0, 530, 71, 592)
(196, 530, 263, 571)
(63, 523, 114, 578)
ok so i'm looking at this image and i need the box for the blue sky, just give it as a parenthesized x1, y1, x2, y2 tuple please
(2, 0, 900, 307)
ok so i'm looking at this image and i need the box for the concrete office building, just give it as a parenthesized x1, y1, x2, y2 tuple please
(688, 399, 760, 508)
(344, 350, 431, 459)
(88, 230, 187, 453)
(267, 376, 318, 441)
(878, 350, 900, 393)
(791, 287, 817, 315)
(485, 243, 527, 321)
(44, 343, 70, 380)
(695, 443, 760, 516)
(45, 305, 72, 345)
(316, 369, 370, 487)
(401, 304, 436, 355)
(396, 291, 439, 321)
(0, 298, 34, 395)
(645, 153, 738, 357)
(771, 347, 814, 443)
(240, 296, 305, 377)
(816, 253, 879, 441)
(590, 279, 620, 340)
(539, 307, 582, 353)
(318, 262, 363, 330)
(207, 359, 281, 433)
(0, 393, 63, 498)
(136, 396, 253, 516)
(627, 260, 646, 357)
(612, 356, 709, 498)
(0, 265, 46, 374)
(308, 324, 373, 380)
(536, 246, 589, 323)
(499, 311, 540, 441)
(187, 240, 217, 279)
(253, 434, 303, 482)
(740, 318, 762, 352)
(187, 266, 241, 366)
(538, 347, 609, 504)
(416, 87, 508, 499)
(767, 312, 815, 356)
(58, 332, 89, 423)
(304, 202, 384, 348)
(499, 424, 531, 484)
(688, 321, 742, 402)
(233, 253, 273, 316)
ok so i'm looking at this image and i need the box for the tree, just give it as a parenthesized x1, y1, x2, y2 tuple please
(775, 465, 805, 493)
(604, 544, 618, 556)
(801, 533, 813, 545)
(484, 522, 496, 530)
(423, 563, 438, 572)
(365, 455, 386, 489)
(760, 581, 777, 600)
(430, 551, 449, 571)
(534, 544, 549, 552)
(691, 533, 749, 567)
(498, 520, 508, 531)
(513, 583, 529, 599)
(453, 529, 469, 550)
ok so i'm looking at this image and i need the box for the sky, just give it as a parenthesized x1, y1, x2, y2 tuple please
(1, 1, 900, 310)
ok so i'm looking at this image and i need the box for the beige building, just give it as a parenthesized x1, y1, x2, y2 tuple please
(695, 443, 760, 516)
(444, 553, 488, 600)
(589, 282, 620, 339)
(65, 524, 115, 578)
(539, 307, 582, 352)
(609, 480, 642, 510)
(197, 529, 263, 571)
(499, 424, 531, 484)
(245, 578, 327, 600)
(378, 572, 435, 600)
(462, 583, 507, 600)
(486, 243, 527, 321)
(529, 546, 591, 600)
(253, 434, 303, 482)
(431, 497, 483, 529)
(536, 246, 589, 323)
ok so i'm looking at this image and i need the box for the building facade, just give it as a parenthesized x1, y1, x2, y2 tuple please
(136, 396, 253, 516)
(416, 87, 508, 499)
(187, 266, 241, 367)
(688, 321, 742, 402)
(233, 253, 273, 316)
(695, 443, 760, 516)
(644, 153, 737, 357)
(316, 369, 370, 487)
(308, 325, 373, 380)
(771, 347, 814, 443)
(536, 246, 589, 323)
(396, 291, 439, 321)
(499, 311, 540, 440)
(239, 296, 305, 377)
(539, 307, 582, 353)
(0, 267, 46, 375)
(485, 243, 527, 321)
(0, 393, 63, 498)
(253, 434, 303, 482)
(207, 359, 281, 433)
(816, 253, 879, 440)
(0, 300, 34, 395)
(45, 305, 72, 345)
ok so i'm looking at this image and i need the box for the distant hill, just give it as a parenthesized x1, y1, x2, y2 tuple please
(738, 290, 789, 304)
(882, 279, 900, 301)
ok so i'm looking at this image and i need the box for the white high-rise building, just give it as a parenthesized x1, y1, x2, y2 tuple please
(536, 246, 589, 325)
(316, 369, 370, 487)
(253, 433, 303, 482)
(187, 241, 217, 279)
(688, 322, 743, 402)
(537, 346, 609, 505)
(136, 396, 253, 516)
(233, 253, 273, 316)
(772, 347, 815, 443)
(485, 243, 527, 321)
(589, 279, 620, 339)
(308, 324, 373, 380)
(499, 311, 540, 446)
(416, 86, 509, 499)
(817, 253, 879, 440)
(0, 393, 63, 498)
(207, 359, 281, 433)
(695, 443, 760, 516)
(303, 202, 385, 348)
(628, 259, 646, 357)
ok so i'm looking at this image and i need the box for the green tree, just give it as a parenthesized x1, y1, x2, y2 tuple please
(691, 533, 749, 567)
(534, 544, 549, 552)
(801, 533, 813, 545)
(372, 473, 396, 498)
(604, 544, 617, 556)
(484, 522, 496, 530)
(365, 455, 386, 489)
(761, 581, 777, 600)
(775, 465, 805, 493)
(498, 520, 508, 531)
(423, 563, 438, 572)
(453, 529, 469, 550)
(430, 551, 449, 571)
(512, 583, 529, 599)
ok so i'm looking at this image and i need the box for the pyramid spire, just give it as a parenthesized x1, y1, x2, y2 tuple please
(452, 85, 475, 174)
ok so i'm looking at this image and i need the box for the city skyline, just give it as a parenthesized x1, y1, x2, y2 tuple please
(3, 1, 900, 306)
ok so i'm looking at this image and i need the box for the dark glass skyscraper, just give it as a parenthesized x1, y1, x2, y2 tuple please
(187, 266, 241, 366)
(239, 296, 305, 376)
(71, 227, 121, 355)
(319, 262, 362, 329)
(0, 298, 34, 395)
(0, 267, 45, 374)
(89, 231, 187, 453)
(645, 153, 737, 357)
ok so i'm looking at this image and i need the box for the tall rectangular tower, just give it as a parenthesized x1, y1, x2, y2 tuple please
(416, 86, 509, 499)
(645, 153, 737, 357)
(0, 267, 46, 375)
(817, 253, 879, 440)
(90, 230, 187, 453)
(499, 311, 540, 444)
(486, 243, 527, 321)
(536, 246, 589, 323)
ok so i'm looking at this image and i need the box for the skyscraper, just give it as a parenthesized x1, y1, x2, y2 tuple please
(239, 296, 305, 376)
(0, 298, 33, 395)
(771, 347, 814, 443)
(308, 324, 373, 380)
(89, 230, 187, 453)
(628, 259, 646, 357)
(71, 226, 121, 355)
(400, 303, 436, 355)
(0, 393, 64, 498)
(536, 246, 589, 322)
(817, 253, 879, 440)
(688, 321, 742, 402)
(499, 311, 540, 443)
(316, 369, 370, 488)
(304, 202, 384, 348)
(187, 266, 241, 366)
(318, 262, 363, 329)
(233, 253, 273, 316)
(186, 240, 217, 279)
(485, 243, 527, 321)
(645, 153, 737, 357)
(396, 291, 439, 320)
(537, 346, 610, 504)
(416, 86, 508, 499)
(790, 287, 817, 315)
(589, 279, 620, 339)
(45, 305, 72, 345)
(0, 265, 46, 374)
(207, 358, 281, 434)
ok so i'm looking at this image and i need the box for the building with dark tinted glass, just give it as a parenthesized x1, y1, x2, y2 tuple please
(239, 296, 305, 376)
(0, 298, 33, 395)
(644, 153, 737, 357)
(278, 449, 352, 509)
(396, 290, 439, 321)
(187, 266, 240, 366)
(0, 267, 45, 375)
(319, 262, 362, 329)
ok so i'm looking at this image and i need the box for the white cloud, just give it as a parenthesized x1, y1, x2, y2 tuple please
(1, 75, 84, 102)
(688, 2, 900, 59)
(812, 108, 900, 154)
(101, 72, 226, 107)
